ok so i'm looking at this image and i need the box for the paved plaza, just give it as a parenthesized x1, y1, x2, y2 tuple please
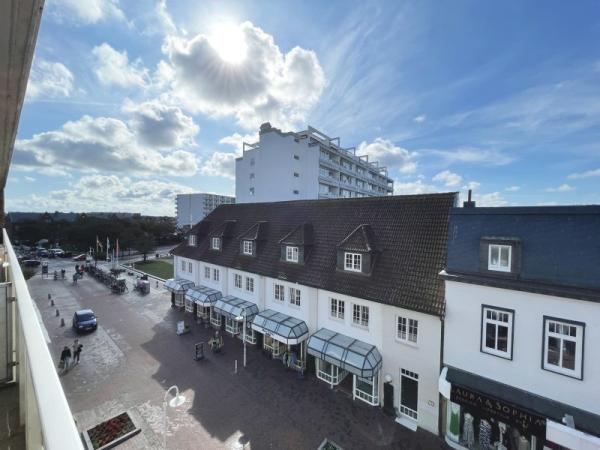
(28, 262, 448, 450)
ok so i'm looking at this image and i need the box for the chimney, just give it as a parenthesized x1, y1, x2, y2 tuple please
(463, 189, 476, 208)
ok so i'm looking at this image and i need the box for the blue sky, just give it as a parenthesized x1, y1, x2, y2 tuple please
(7, 0, 600, 215)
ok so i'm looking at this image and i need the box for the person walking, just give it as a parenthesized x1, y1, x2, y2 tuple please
(73, 341, 83, 364)
(59, 346, 72, 372)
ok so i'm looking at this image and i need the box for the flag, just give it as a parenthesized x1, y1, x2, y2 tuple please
(106, 237, 110, 261)
(116, 239, 120, 259)
(96, 235, 103, 251)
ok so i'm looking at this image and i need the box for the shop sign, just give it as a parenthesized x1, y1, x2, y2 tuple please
(451, 385, 546, 436)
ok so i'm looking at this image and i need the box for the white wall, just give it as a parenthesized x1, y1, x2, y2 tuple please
(264, 278, 318, 332)
(444, 280, 600, 416)
(226, 268, 263, 308)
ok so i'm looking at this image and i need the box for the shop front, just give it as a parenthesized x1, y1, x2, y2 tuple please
(164, 278, 195, 308)
(251, 309, 309, 371)
(307, 328, 382, 406)
(213, 295, 259, 344)
(184, 285, 222, 324)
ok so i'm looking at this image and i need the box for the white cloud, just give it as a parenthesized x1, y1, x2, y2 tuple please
(474, 192, 508, 207)
(464, 181, 481, 191)
(357, 138, 417, 173)
(393, 179, 438, 195)
(545, 183, 575, 192)
(24, 176, 36, 182)
(505, 185, 520, 192)
(200, 152, 237, 180)
(92, 43, 149, 88)
(413, 115, 426, 123)
(567, 168, 600, 179)
(49, 0, 126, 24)
(161, 21, 325, 129)
(26, 60, 74, 100)
(427, 147, 513, 166)
(13, 114, 198, 177)
(219, 133, 259, 153)
(433, 170, 462, 187)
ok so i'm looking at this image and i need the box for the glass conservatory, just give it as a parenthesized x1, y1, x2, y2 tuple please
(164, 278, 195, 308)
(184, 285, 222, 320)
(213, 295, 259, 344)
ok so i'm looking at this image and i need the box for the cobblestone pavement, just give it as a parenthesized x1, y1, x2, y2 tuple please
(28, 263, 448, 450)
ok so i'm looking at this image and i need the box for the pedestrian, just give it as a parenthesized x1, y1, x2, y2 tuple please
(74, 342, 83, 364)
(60, 345, 72, 371)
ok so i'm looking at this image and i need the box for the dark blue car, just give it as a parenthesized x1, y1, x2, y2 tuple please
(72, 309, 97, 333)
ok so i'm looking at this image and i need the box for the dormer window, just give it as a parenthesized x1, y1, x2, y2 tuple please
(188, 235, 197, 246)
(344, 252, 362, 272)
(488, 244, 511, 272)
(286, 246, 299, 263)
(211, 237, 221, 250)
(242, 240, 253, 255)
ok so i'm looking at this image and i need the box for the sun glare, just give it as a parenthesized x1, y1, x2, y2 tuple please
(209, 23, 248, 64)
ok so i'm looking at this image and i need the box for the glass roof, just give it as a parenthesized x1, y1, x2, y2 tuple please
(164, 278, 195, 294)
(307, 328, 382, 378)
(251, 309, 309, 345)
(185, 285, 222, 306)
(213, 295, 259, 321)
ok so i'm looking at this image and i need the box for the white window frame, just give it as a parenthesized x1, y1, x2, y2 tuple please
(316, 359, 347, 386)
(289, 287, 301, 307)
(396, 316, 418, 345)
(286, 246, 299, 263)
(242, 240, 253, 255)
(211, 237, 220, 250)
(234, 273, 242, 289)
(204, 266, 210, 279)
(344, 252, 362, 272)
(188, 262, 193, 273)
(481, 306, 513, 359)
(354, 372, 380, 406)
(488, 244, 511, 272)
(543, 317, 584, 379)
(274, 284, 285, 302)
(400, 369, 419, 421)
(246, 276, 254, 293)
(213, 268, 219, 282)
(188, 235, 196, 246)
(210, 308, 221, 327)
(330, 298, 345, 320)
(181, 260, 186, 272)
(352, 304, 369, 328)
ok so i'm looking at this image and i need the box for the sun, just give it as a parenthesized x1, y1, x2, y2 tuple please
(208, 23, 248, 64)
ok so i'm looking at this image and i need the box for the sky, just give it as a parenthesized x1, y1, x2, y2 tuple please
(6, 0, 600, 215)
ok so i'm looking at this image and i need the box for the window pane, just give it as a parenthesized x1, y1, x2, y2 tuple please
(497, 325, 508, 352)
(500, 247, 509, 266)
(562, 340, 576, 370)
(485, 323, 496, 349)
(490, 246, 499, 265)
(547, 337, 560, 366)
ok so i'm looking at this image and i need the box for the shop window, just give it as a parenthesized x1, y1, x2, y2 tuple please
(243, 323, 256, 344)
(352, 304, 369, 327)
(263, 335, 283, 357)
(543, 317, 584, 379)
(289, 287, 301, 306)
(204, 266, 210, 279)
(246, 276, 254, 293)
(397, 316, 418, 344)
(400, 369, 419, 421)
(488, 244, 511, 272)
(225, 317, 242, 335)
(234, 273, 242, 289)
(481, 306, 514, 359)
(354, 372, 380, 406)
(213, 268, 219, 282)
(210, 309, 221, 327)
(330, 298, 345, 320)
(196, 306, 210, 320)
(211, 237, 221, 250)
(344, 252, 362, 272)
(316, 359, 347, 385)
(286, 246, 299, 262)
(274, 284, 285, 302)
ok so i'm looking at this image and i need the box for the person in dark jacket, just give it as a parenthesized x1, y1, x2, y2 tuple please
(60, 346, 72, 370)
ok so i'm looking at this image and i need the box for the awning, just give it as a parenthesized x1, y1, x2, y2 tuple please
(213, 295, 259, 321)
(164, 278, 195, 294)
(185, 285, 222, 307)
(251, 309, 309, 345)
(307, 328, 382, 378)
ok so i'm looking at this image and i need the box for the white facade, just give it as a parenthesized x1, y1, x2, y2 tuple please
(235, 125, 394, 203)
(176, 193, 235, 229)
(174, 255, 442, 434)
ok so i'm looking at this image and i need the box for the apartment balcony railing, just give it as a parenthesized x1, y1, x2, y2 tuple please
(1, 230, 83, 450)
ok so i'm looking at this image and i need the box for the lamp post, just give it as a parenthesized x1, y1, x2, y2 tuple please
(236, 311, 247, 368)
(163, 385, 186, 450)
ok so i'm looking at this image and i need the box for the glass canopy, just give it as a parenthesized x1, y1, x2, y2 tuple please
(164, 278, 195, 294)
(307, 328, 382, 378)
(213, 295, 259, 321)
(185, 285, 222, 306)
(251, 309, 309, 345)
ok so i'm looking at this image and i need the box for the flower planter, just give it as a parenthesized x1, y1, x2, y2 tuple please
(82, 412, 141, 450)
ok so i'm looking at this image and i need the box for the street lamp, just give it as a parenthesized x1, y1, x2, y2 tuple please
(163, 385, 186, 450)
(235, 312, 247, 368)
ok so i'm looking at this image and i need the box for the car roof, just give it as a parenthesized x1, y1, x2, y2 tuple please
(75, 309, 94, 315)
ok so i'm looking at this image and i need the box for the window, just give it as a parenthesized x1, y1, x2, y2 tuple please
(355, 372, 379, 406)
(249, 173, 255, 179)
(274, 284, 285, 302)
(293, 172, 299, 177)
(246, 276, 254, 293)
(289, 287, 301, 306)
(188, 235, 196, 246)
(330, 298, 345, 319)
(181, 260, 186, 271)
(293, 190, 299, 195)
(488, 244, 511, 272)
(249, 187, 255, 195)
(234, 274, 242, 289)
(286, 246, 299, 262)
(204, 267, 210, 279)
(400, 369, 419, 421)
(211, 237, 220, 250)
(397, 316, 418, 344)
(352, 304, 369, 327)
(481, 306, 513, 359)
(344, 252, 362, 272)
(316, 359, 347, 385)
(242, 240, 253, 255)
(543, 317, 584, 379)
(188, 262, 193, 273)
(213, 268, 219, 282)
(293, 154, 300, 160)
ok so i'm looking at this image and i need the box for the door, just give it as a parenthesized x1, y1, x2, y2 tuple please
(400, 369, 419, 421)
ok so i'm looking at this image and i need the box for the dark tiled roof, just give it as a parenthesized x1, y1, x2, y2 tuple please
(238, 221, 268, 241)
(338, 224, 379, 252)
(279, 223, 314, 246)
(210, 220, 236, 238)
(174, 193, 457, 316)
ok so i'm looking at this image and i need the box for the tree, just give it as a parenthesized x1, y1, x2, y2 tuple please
(131, 232, 155, 262)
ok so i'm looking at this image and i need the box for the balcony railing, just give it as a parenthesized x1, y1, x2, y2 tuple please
(2, 230, 83, 449)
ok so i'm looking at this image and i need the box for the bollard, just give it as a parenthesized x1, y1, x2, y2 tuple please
(156, 281, 159, 288)
(60, 318, 65, 327)
(234, 359, 238, 374)
(48, 293, 51, 300)
(56, 309, 59, 317)
(50, 299, 55, 307)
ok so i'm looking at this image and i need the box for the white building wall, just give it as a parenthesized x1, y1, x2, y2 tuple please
(444, 280, 600, 416)
(226, 268, 264, 309)
(264, 278, 318, 332)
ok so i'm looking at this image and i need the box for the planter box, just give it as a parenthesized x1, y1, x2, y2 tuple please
(318, 438, 344, 450)
(82, 411, 141, 450)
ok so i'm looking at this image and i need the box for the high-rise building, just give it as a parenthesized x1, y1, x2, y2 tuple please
(176, 193, 235, 229)
(235, 123, 394, 203)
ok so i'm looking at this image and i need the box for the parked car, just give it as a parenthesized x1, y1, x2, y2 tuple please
(22, 260, 41, 267)
(72, 309, 97, 333)
(73, 254, 87, 261)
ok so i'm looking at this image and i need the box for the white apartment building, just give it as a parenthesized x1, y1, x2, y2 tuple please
(440, 205, 600, 450)
(168, 193, 456, 435)
(175, 193, 234, 229)
(235, 123, 394, 203)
